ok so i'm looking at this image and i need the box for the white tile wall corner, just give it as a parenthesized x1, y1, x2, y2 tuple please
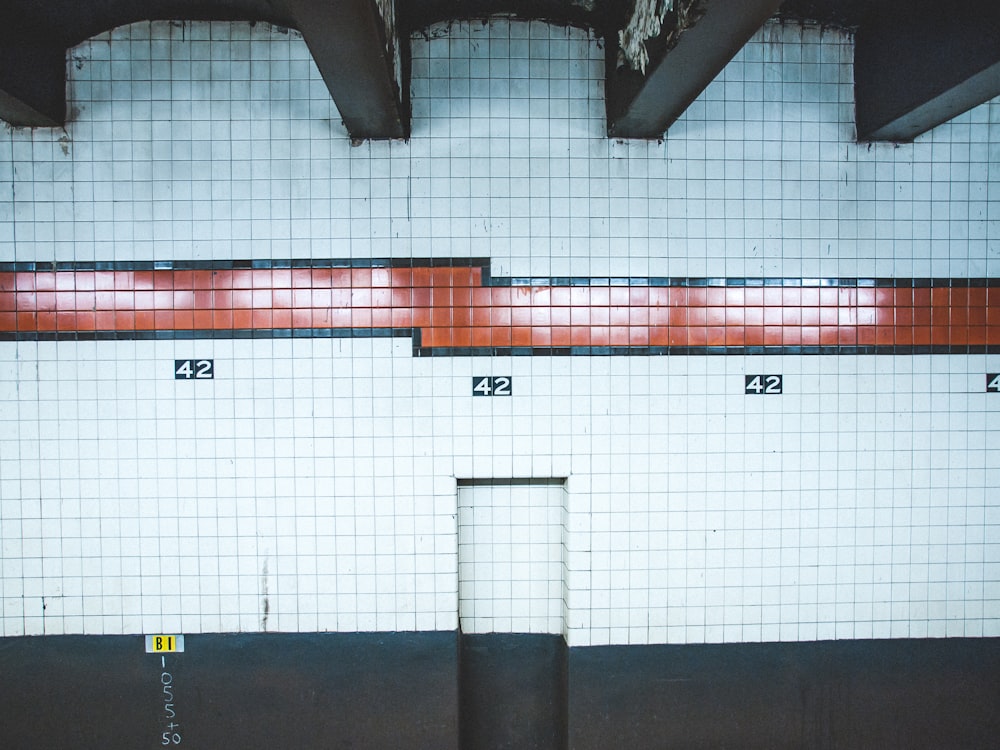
(0, 19, 998, 644)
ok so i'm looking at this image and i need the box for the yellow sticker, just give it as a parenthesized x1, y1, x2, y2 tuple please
(145, 634, 184, 653)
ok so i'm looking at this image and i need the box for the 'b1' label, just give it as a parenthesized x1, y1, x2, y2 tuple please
(146, 635, 185, 653)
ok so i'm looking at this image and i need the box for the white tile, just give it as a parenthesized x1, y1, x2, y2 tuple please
(1, 19, 999, 645)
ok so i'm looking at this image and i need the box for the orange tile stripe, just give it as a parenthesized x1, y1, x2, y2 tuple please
(1, 263, 998, 354)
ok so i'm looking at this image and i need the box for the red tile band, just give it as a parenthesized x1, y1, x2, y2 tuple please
(1, 263, 998, 354)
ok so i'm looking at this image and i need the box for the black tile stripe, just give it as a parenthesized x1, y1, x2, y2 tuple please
(2, 258, 998, 288)
(2, 328, 997, 356)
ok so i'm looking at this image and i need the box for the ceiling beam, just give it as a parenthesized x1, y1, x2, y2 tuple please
(0, 33, 66, 127)
(284, 0, 409, 140)
(401, 0, 597, 31)
(605, 0, 782, 139)
(855, 0, 1000, 142)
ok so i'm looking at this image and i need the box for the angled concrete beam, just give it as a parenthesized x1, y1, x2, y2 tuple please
(284, 0, 408, 140)
(855, 0, 1000, 142)
(606, 0, 782, 139)
(0, 34, 66, 127)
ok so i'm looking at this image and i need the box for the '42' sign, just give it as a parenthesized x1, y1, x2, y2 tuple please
(472, 376, 512, 396)
(745, 374, 782, 394)
(175, 359, 214, 380)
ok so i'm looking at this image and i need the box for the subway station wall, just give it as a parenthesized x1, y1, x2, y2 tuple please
(1, 17, 999, 654)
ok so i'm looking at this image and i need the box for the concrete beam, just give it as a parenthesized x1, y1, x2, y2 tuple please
(284, 0, 408, 140)
(855, 0, 1000, 142)
(0, 34, 66, 127)
(402, 0, 597, 31)
(606, 0, 782, 139)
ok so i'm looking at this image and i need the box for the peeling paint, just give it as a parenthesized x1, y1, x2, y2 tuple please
(374, 0, 403, 93)
(618, 0, 703, 74)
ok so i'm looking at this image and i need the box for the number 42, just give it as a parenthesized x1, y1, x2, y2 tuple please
(175, 359, 214, 380)
(472, 376, 512, 396)
(745, 374, 782, 394)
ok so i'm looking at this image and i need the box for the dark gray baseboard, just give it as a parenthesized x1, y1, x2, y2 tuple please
(2, 632, 998, 749)
(568, 637, 1000, 749)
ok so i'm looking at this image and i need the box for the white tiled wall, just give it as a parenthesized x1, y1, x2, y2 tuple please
(458, 481, 566, 634)
(0, 19, 998, 645)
